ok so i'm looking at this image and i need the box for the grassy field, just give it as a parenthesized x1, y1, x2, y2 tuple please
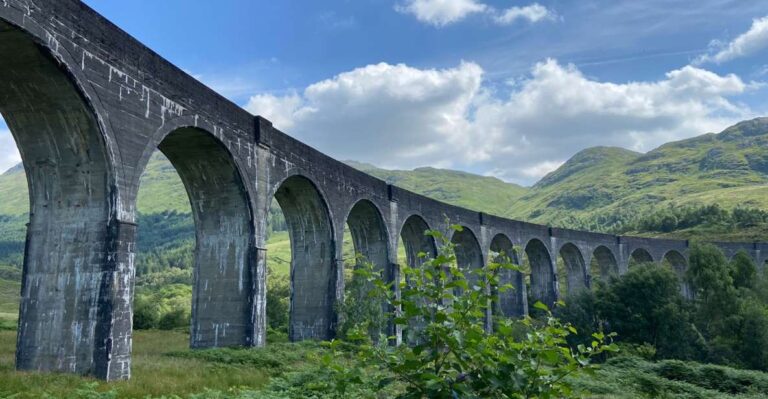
(0, 327, 767, 398)
(0, 329, 277, 398)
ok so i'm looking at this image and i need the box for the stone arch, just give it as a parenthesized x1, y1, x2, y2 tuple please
(451, 227, 484, 275)
(399, 214, 437, 268)
(558, 243, 587, 296)
(273, 175, 336, 341)
(525, 239, 556, 308)
(591, 245, 619, 282)
(0, 20, 128, 379)
(344, 199, 391, 277)
(344, 199, 392, 338)
(489, 234, 527, 317)
(662, 250, 691, 298)
(147, 127, 255, 349)
(629, 248, 654, 267)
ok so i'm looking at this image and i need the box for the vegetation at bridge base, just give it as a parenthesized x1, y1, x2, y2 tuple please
(313, 226, 618, 398)
(557, 243, 768, 372)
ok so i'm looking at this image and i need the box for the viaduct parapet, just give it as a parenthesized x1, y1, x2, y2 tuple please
(0, 0, 763, 380)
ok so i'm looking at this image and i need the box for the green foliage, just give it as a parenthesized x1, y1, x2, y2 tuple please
(334, 226, 616, 398)
(266, 268, 290, 333)
(560, 244, 768, 372)
(730, 250, 757, 290)
(594, 263, 702, 360)
(133, 283, 192, 330)
(336, 257, 387, 340)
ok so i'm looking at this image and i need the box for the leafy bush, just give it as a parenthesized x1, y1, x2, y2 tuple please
(133, 283, 191, 330)
(331, 226, 616, 398)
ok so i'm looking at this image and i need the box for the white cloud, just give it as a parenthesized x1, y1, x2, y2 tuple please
(0, 130, 21, 174)
(245, 60, 754, 185)
(696, 15, 768, 64)
(521, 161, 565, 179)
(395, 0, 555, 27)
(494, 3, 554, 25)
(395, 0, 487, 26)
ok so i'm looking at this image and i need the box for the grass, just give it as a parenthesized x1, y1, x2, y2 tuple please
(1, 327, 768, 398)
(0, 330, 278, 398)
(572, 356, 768, 399)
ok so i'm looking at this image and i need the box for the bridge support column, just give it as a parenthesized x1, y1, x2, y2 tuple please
(16, 218, 137, 381)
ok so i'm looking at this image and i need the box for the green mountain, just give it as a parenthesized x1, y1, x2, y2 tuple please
(507, 118, 768, 236)
(345, 161, 528, 217)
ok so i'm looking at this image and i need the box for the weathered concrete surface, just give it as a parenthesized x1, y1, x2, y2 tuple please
(0, 0, 762, 380)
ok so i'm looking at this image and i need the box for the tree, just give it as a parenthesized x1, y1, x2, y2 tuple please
(594, 263, 701, 360)
(687, 244, 738, 342)
(334, 226, 616, 398)
(730, 250, 757, 290)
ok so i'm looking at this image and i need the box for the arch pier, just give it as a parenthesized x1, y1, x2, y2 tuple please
(0, 0, 762, 380)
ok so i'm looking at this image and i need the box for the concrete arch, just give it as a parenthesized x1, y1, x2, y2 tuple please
(399, 214, 437, 268)
(489, 234, 527, 317)
(629, 248, 654, 267)
(0, 20, 131, 379)
(273, 175, 337, 341)
(451, 227, 484, 274)
(344, 199, 392, 285)
(149, 127, 255, 349)
(525, 238, 557, 308)
(591, 245, 619, 282)
(662, 250, 691, 299)
(558, 243, 588, 296)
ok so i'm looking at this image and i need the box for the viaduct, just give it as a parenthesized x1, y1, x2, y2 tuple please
(1, 0, 766, 380)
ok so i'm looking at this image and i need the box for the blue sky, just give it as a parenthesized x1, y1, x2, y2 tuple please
(3, 0, 768, 185)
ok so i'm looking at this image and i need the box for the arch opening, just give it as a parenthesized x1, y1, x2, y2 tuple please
(489, 234, 527, 317)
(344, 200, 390, 278)
(398, 215, 436, 344)
(0, 20, 121, 377)
(558, 243, 587, 297)
(144, 128, 255, 348)
(525, 239, 556, 308)
(451, 227, 484, 287)
(273, 175, 336, 341)
(342, 200, 391, 338)
(662, 250, 691, 299)
(590, 245, 619, 283)
(399, 215, 437, 269)
(629, 248, 654, 267)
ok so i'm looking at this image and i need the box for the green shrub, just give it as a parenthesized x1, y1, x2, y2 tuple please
(330, 226, 617, 398)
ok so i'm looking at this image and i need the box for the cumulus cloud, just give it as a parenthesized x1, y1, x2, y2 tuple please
(493, 3, 554, 25)
(245, 60, 753, 185)
(395, 0, 554, 27)
(0, 130, 21, 174)
(395, 0, 487, 26)
(696, 15, 768, 64)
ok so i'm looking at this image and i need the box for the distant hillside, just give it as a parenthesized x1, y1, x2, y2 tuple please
(508, 118, 768, 235)
(345, 161, 528, 217)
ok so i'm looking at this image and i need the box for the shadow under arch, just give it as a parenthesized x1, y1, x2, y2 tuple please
(398, 214, 437, 344)
(273, 175, 336, 341)
(662, 250, 691, 299)
(489, 234, 527, 317)
(399, 214, 437, 268)
(0, 20, 128, 379)
(629, 248, 654, 267)
(525, 239, 556, 308)
(558, 243, 588, 296)
(451, 227, 484, 275)
(591, 245, 619, 282)
(147, 127, 255, 349)
(345, 199, 391, 278)
(344, 199, 393, 338)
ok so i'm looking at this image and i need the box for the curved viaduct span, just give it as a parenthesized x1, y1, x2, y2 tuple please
(0, 0, 765, 380)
